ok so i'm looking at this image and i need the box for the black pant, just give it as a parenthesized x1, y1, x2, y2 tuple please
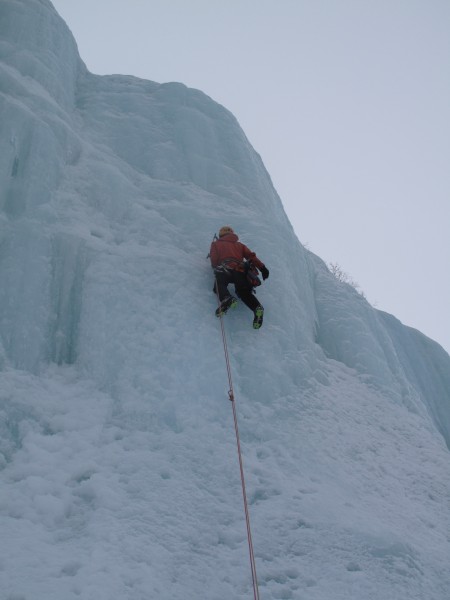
(214, 270, 261, 312)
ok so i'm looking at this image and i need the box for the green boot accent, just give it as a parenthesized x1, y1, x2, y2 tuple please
(253, 306, 264, 329)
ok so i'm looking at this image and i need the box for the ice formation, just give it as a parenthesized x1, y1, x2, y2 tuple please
(1, 1, 449, 598)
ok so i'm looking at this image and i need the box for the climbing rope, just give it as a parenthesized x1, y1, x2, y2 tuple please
(215, 283, 261, 600)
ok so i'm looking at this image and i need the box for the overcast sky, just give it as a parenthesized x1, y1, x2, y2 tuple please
(51, 0, 450, 354)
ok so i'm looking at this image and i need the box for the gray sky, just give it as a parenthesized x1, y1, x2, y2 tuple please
(51, 0, 450, 354)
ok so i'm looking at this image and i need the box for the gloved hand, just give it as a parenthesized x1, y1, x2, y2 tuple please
(260, 265, 269, 280)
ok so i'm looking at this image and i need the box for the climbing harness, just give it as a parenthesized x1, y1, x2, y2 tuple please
(215, 281, 261, 600)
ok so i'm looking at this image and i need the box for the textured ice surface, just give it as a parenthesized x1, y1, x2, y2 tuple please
(1, 2, 449, 599)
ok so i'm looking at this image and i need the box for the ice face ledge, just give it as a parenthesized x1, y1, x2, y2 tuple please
(75, 73, 281, 209)
(379, 312, 450, 448)
(0, 1, 87, 371)
(0, 0, 84, 111)
(312, 253, 450, 448)
(0, 0, 84, 212)
(0, 0, 448, 431)
(0, 0, 302, 379)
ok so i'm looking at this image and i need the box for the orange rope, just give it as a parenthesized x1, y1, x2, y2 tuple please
(215, 282, 260, 600)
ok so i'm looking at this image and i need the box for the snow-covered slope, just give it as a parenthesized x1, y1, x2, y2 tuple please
(1, 1, 449, 599)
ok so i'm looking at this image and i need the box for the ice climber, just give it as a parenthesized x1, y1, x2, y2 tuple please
(210, 226, 269, 329)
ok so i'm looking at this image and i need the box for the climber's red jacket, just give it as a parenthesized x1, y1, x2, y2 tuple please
(209, 233, 265, 272)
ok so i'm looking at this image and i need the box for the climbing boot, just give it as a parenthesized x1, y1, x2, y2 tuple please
(253, 305, 264, 329)
(215, 295, 238, 317)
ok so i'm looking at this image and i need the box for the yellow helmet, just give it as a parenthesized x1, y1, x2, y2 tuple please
(219, 226, 234, 237)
